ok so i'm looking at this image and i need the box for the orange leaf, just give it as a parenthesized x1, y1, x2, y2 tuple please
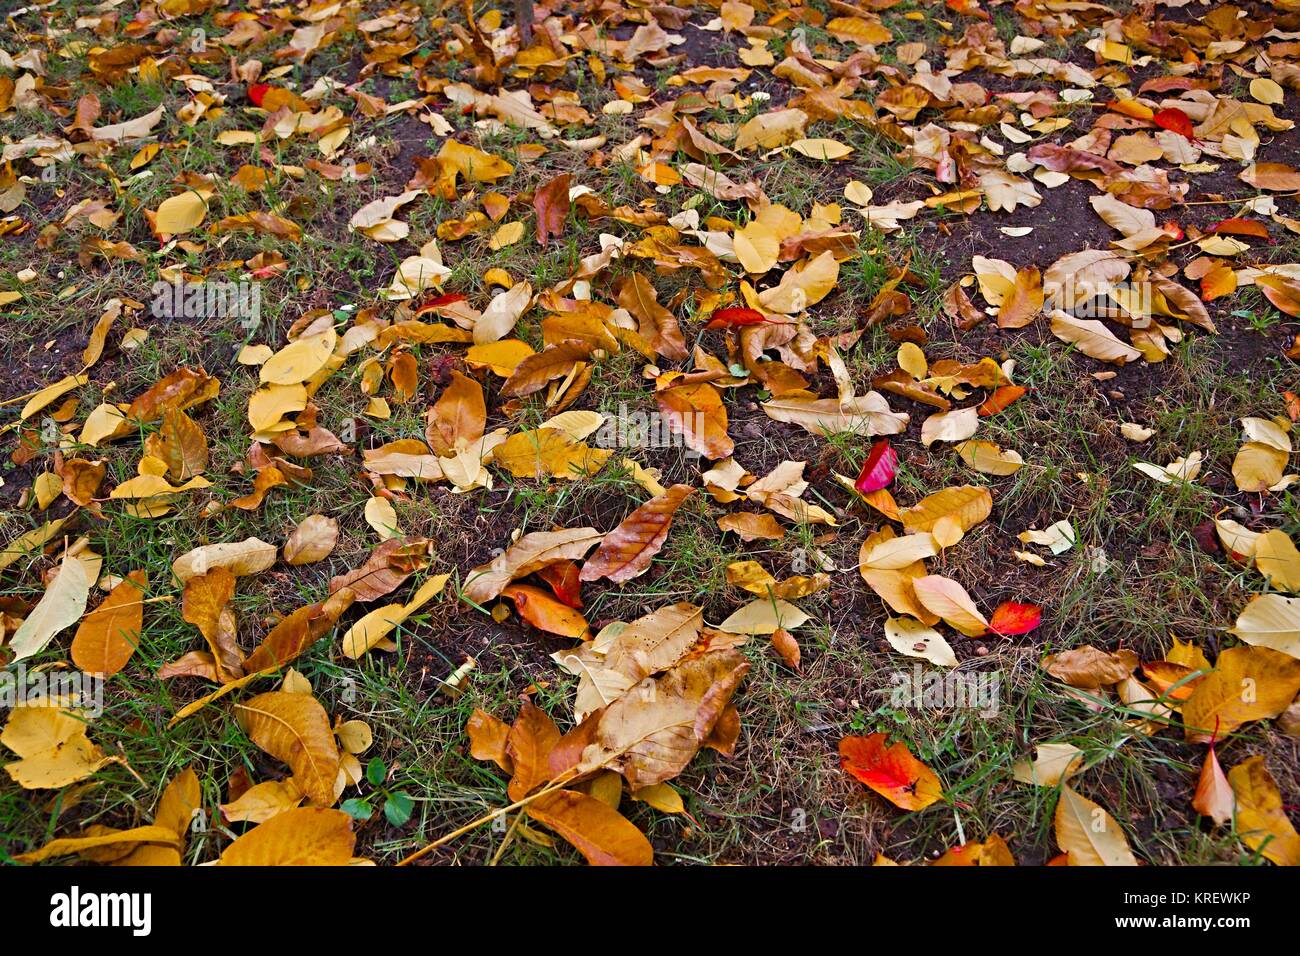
(1139, 659, 1202, 701)
(1256, 274, 1300, 317)
(839, 733, 943, 810)
(70, 570, 147, 678)
(502, 583, 591, 639)
(506, 700, 562, 801)
(656, 383, 733, 460)
(1193, 744, 1234, 827)
(988, 600, 1042, 636)
(616, 273, 688, 361)
(997, 267, 1043, 329)
(536, 559, 583, 608)
(977, 384, 1027, 416)
(526, 789, 653, 866)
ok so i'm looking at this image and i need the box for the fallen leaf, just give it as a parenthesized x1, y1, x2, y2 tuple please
(839, 734, 943, 811)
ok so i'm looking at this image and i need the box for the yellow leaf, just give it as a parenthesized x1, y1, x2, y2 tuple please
(757, 250, 839, 314)
(437, 139, 514, 183)
(1055, 786, 1138, 865)
(492, 428, 610, 480)
(14, 825, 179, 864)
(1255, 531, 1300, 593)
(1250, 78, 1284, 106)
(912, 574, 988, 636)
(20, 373, 88, 421)
(259, 329, 337, 386)
(897, 342, 927, 379)
(900, 485, 992, 535)
(489, 220, 525, 250)
(218, 807, 356, 865)
(1229, 593, 1300, 658)
(8, 551, 91, 662)
(235, 692, 339, 806)
(248, 383, 308, 432)
(151, 190, 208, 236)
(956, 439, 1025, 475)
(1182, 645, 1300, 740)
(1012, 743, 1084, 787)
(718, 598, 809, 634)
(1, 706, 113, 789)
(733, 219, 780, 274)
(1228, 755, 1300, 866)
(790, 138, 853, 161)
(364, 496, 400, 540)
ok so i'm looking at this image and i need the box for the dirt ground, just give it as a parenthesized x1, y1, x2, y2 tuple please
(1, 0, 1299, 867)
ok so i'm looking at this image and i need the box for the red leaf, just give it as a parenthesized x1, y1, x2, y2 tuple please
(704, 307, 768, 330)
(1207, 217, 1270, 239)
(988, 601, 1042, 636)
(413, 292, 468, 314)
(977, 384, 1027, 417)
(537, 560, 583, 609)
(854, 439, 898, 495)
(1153, 108, 1194, 140)
(247, 83, 271, 107)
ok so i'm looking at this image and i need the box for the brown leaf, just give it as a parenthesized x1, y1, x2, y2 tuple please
(1042, 645, 1139, 689)
(462, 527, 604, 605)
(126, 367, 219, 423)
(243, 590, 354, 673)
(717, 512, 785, 541)
(617, 274, 688, 361)
(283, 514, 339, 566)
(57, 457, 106, 506)
(181, 568, 244, 682)
(576, 647, 749, 789)
(579, 484, 694, 584)
(328, 537, 433, 602)
(997, 267, 1044, 329)
(425, 370, 486, 455)
(534, 172, 571, 247)
(500, 342, 591, 398)
(151, 407, 209, 481)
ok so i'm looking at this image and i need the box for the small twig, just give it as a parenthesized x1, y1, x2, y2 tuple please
(1178, 191, 1298, 206)
(397, 773, 576, 866)
(488, 810, 526, 865)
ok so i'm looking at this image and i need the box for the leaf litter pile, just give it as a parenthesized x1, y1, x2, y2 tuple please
(1, 0, 1300, 867)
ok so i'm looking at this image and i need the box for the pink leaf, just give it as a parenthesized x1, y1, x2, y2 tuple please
(854, 440, 898, 495)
